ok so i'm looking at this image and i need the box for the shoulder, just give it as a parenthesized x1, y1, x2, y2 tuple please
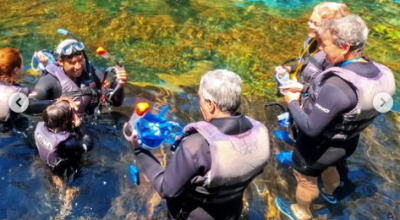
(322, 76, 352, 94)
(181, 132, 209, 156)
(321, 76, 357, 103)
(35, 73, 60, 88)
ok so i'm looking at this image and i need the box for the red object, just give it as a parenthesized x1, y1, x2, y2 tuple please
(135, 102, 150, 116)
(96, 47, 107, 56)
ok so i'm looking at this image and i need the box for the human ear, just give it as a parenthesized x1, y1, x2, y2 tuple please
(342, 43, 351, 55)
(57, 59, 64, 67)
(206, 99, 216, 113)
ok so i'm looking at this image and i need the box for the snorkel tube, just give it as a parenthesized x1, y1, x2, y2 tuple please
(57, 29, 93, 79)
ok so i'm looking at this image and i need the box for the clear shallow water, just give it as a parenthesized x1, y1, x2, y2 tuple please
(1, 0, 400, 219)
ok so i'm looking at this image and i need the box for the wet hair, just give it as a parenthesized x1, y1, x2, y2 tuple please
(199, 69, 242, 114)
(313, 2, 349, 20)
(319, 15, 369, 54)
(0, 48, 22, 82)
(43, 101, 73, 133)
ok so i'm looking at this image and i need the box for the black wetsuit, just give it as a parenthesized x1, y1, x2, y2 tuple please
(27, 65, 124, 114)
(52, 126, 94, 175)
(134, 114, 254, 220)
(289, 60, 380, 176)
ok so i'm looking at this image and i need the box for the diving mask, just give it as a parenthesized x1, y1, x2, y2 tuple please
(56, 39, 85, 58)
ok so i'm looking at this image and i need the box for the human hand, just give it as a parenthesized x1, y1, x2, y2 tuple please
(56, 97, 81, 127)
(279, 81, 304, 93)
(284, 91, 301, 103)
(130, 133, 141, 150)
(275, 66, 291, 78)
(35, 51, 49, 67)
(115, 65, 128, 86)
(123, 122, 140, 149)
(56, 97, 79, 111)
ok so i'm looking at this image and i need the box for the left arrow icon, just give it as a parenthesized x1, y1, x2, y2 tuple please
(16, 98, 22, 107)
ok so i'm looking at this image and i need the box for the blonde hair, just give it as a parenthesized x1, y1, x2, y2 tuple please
(313, 2, 349, 20)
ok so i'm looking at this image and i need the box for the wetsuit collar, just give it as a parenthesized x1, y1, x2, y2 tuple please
(210, 113, 253, 135)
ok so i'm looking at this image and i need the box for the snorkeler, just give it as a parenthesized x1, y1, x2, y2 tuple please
(34, 97, 93, 174)
(130, 69, 270, 220)
(274, 2, 349, 92)
(28, 37, 128, 114)
(0, 48, 29, 131)
(276, 15, 396, 220)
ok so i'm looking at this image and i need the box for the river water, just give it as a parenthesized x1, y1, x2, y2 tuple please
(0, 0, 399, 219)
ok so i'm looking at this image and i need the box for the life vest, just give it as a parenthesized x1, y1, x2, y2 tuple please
(34, 122, 70, 168)
(299, 50, 326, 85)
(183, 117, 270, 203)
(0, 81, 29, 122)
(303, 62, 396, 141)
(292, 37, 319, 79)
(44, 63, 97, 113)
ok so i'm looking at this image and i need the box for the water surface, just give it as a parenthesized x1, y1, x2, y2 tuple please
(0, 0, 399, 219)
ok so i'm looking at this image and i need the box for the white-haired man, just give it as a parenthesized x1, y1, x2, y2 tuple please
(131, 69, 270, 220)
(276, 15, 396, 220)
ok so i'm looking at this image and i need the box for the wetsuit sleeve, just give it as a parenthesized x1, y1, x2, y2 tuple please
(25, 99, 55, 114)
(134, 133, 211, 198)
(26, 75, 61, 114)
(28, 74, 61, 101)
(57, 126, 93, 158)
(288, 77, 357, 137)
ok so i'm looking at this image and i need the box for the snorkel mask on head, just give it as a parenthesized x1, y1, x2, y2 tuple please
(56, 97, 81, 127)
(56, 39, 85, 59)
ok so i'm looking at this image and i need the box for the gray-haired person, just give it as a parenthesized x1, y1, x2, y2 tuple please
(276, 15, 396, 220)
(130, 69, 270, 220)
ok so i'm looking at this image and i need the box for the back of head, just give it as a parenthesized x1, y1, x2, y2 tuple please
(319, 15, 369, 54)
(0, 48, 22, 81)
(199, 69, 242, 114)
(43, 101, 73, 133)
(313, 2, 349, 20)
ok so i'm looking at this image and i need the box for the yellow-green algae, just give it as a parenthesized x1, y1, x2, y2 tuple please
(1, 0, 399, 100)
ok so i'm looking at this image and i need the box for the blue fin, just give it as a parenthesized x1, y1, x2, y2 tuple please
(129, 164, 140, 185)
(273, 130, 295, 145)
(275, 197, 298, 220)
(276, 151, 293, 165)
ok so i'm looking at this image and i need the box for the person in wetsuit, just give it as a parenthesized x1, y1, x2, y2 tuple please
(275, 2, 349, 92)
(130, 69, 271, 220)
(276, 15, 396, 220)
(34, 97, 93, 175)
(28, 39, 128, 114)
(0, 48, 29, 132)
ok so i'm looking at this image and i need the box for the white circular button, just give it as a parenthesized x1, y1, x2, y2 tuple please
(373, 92, 393, 113)
(8, 93, 29, 113)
